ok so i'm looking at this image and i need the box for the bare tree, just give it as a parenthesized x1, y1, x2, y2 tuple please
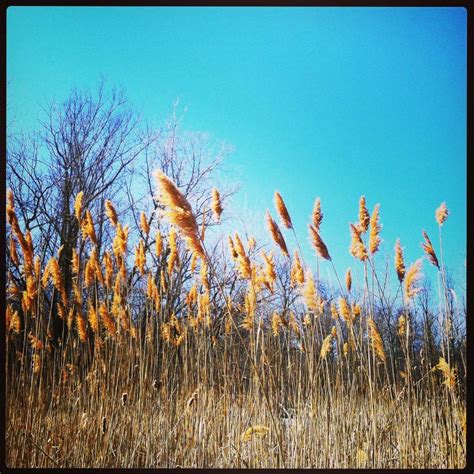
(7, 82, 151, 341)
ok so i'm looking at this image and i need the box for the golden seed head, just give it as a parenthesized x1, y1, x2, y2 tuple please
(311, 197, 323, 231)
(290, 250, 305, 287)
(368, 204, 382, 254)
(140, 211, 150, 235)
(404, 259, 424, 301)
(265, 211, 289, 258)
(155, 231, 163, 256)
(397, 314, 406, 337)
(436, 356, 456, 389)
(349, 223, 368, 261)
(211, 188, 223, 223)
(435, 202, 449, 226)
(368, 318, 385, 362)
(105, 200, 118, 227)
(274, 191, 293, 229)
(242, 425, 270, 442)
(308, 224, 331, 261)
(394, 239, 405, 283)
(421, 230, 439, 269)
(345, 268, 352, 293)
(134, 239, 146, 275)
(74, 191, 84, 221)
(320, 333, 333, 359)
(358, 195, 370, 233)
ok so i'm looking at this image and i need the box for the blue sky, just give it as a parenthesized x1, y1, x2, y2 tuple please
(7, 7, 467, 295)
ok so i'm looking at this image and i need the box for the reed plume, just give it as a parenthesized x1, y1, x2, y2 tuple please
(368, 204, 382, 254)
(48, 257, 68, 307)
(242, 425, 270, 442)
(311, 197, 323, 231)
(271, 312, 282, 336)
(274, 191, 293, 229)
(435, 356, 456, 390)
(435, 202, 449, 226)
(76, 313, 88, 342)
(9, 309, 21, 334)
(265, 211, 289, 258)
(6, 189, 15, 225)
(9, 237, 19, 267)
(154, 171, 205, 258)
(74, 191, 84, 221)
(338, 297, 352, 323)
(104, 251, 113, 288)
(397, 314, 406, 337)
(140, 211, 150, 235)
(358, 195, 370, 233)
(167, 227, 178, 275)
(368, 318, 386, 362)
(290, 250, 305, 286)
(421, 231, 439, 269)
(135, 239, 146, 275)
(349, 223, 368, 261)
(105, 200, 118, 227)
(345, 268, 352, 293)
(82, 210, 97, 245)
(88, 303, 99, 333)
(227, 235, 238, 260)
(404, 259, 424, 301)
(320, 333, 333, 359)
(308, 224, 331, 261)
(247, 236, 256, 251)
(211, 188, 223, 223)
(303, 271, 323, 314)
(394, 239, 405, 282)
(99, 303, 116, 336)
(261, 250, 276, 292)
(112, 224, 129, 258)
(233, 233, 252, 279)
(155, 231, 163, 256)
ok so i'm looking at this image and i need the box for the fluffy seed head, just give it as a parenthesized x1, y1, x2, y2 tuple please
(397, 314, 406, 336)
(368, 204, 382, 254)
(421, 231, 439, 269)
(242, 425, 270, 442)
(82, 210, 97, 245)
(155, 231, 163, 256)
(105, 200, 118, 227)
(211, 188, 223, 223)
(274, 191, 293, 229)
(394, 239, 405, 283)
(74, 191, 84, 221)
(308, 224, 331, 261)
(368, 318, 386, 362)
(435, 202, 449, 226)
(154, 170, 193, 214)
(345, 268, 352, 293)
(320, 333, 333, 359)
(311, 198, 323, 231)
(227, 235, 238, 260)
(266, 211, 289, 258)
(404, 259, 424, 301)
(358, 196, 370, 233)
(435, 356, 456, 389)
(140, 212, 150, 235)
(290, 250, 305, 286)
(349, 223, 368, 261)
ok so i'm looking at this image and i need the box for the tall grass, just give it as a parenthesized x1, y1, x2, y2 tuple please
(5, 176, 465, 468)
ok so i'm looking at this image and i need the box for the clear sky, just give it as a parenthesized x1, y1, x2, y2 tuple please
(7, 6, 467, 295)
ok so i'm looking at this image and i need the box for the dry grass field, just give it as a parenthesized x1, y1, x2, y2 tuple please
(5, 173, 466, 468)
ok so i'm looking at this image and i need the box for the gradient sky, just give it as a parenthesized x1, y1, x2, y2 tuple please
(7, 6, 467, 295)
